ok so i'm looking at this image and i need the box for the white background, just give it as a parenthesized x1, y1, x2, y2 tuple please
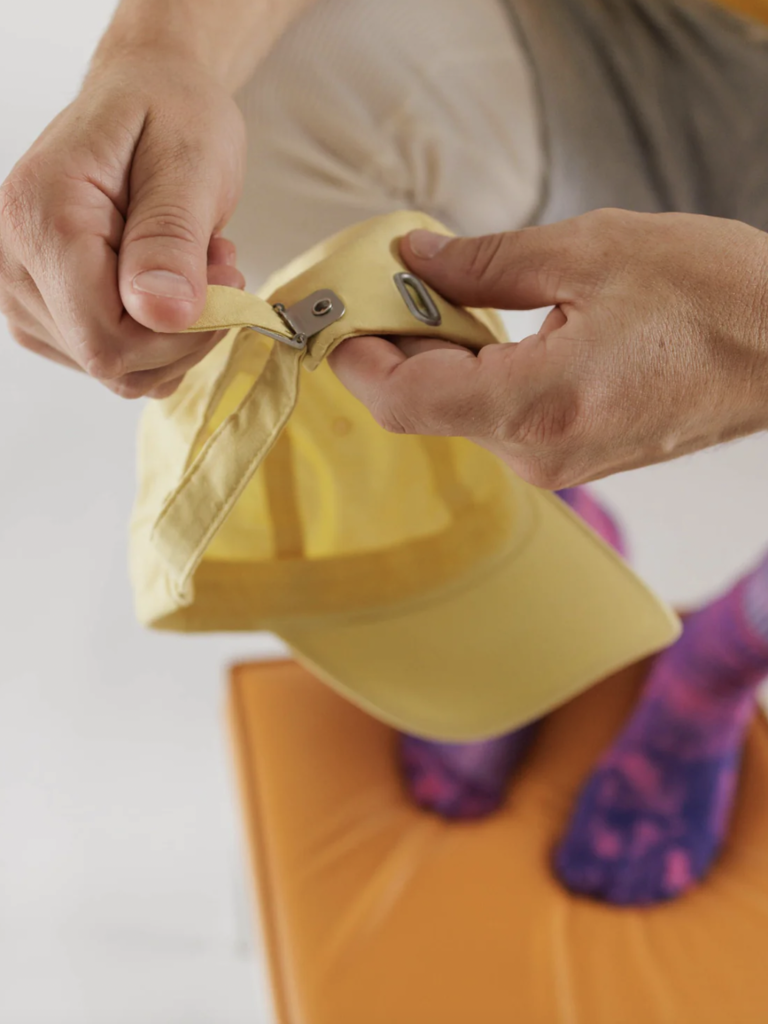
(2, 3, 768, 1023)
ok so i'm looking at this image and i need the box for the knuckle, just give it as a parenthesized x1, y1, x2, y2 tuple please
(368, 369, 454, 436)
(515, 456, 570, 491)
(581, 208, 636, 268)
(108, 376, 146, 400)
(110, 365, 175, 400)
(370, 388, 420, 435)
(146, 379, 182, 400)
(123, 199, 204, 250)
(504, 387, 580, 450)
(45, 203, 88, 245)
(8, 324, 37, 352)
(495, 387, 583, 489)
(0, 166, 64, 276)
(373, 405, 411, 435)
(151, 376, 186, 400)
(588, 207, 628, 234)
(463, 233, 508, 286)
(421, 389, 476, 436)
(144, 129, 208, 178)
(166, 134, 209, 175)
(0, 249, 28, 292)
(0, 174, 35, 239)
(81, 341, 123, 381)
(0, 285, 16, 317)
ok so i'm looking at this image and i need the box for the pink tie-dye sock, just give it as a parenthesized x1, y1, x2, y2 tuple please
(400, 487, 627, 819)
(555, 555, 768, 905)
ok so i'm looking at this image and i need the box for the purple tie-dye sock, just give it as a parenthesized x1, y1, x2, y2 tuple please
(400, 487, 627, 819)
(555, 554, 768, 905)
(400, 726, 539, 819)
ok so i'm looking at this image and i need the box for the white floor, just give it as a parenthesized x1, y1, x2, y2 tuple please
(3, 5, 768, 1023)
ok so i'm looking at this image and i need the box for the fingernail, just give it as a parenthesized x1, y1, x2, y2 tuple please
(132, 269, 196, 300)
(408, 230, 451, 259)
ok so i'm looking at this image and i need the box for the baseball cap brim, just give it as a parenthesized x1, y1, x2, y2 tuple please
(272, 488, 680, 741)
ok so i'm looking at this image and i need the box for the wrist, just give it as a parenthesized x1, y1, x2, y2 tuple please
(87, 0, 305, 94)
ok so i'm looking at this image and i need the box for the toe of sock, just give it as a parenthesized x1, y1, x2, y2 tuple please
(554, 833, 717, 906)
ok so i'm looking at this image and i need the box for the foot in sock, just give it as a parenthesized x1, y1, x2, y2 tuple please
(400, 727, 537, 818)
(399, 486, 626, 820)
(555, 573, 768, 906)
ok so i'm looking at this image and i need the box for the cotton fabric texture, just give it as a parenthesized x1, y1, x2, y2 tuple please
(131, 211, 679, 740)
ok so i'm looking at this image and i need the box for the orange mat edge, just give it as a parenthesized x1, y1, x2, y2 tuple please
(228, 659, 297, 1024)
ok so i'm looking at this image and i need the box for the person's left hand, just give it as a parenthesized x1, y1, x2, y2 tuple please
(328, 209, 768, 488)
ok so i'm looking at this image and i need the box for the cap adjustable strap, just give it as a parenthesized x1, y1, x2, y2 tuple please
(151, 330, 304, 602)
(150, 281, 351, 598)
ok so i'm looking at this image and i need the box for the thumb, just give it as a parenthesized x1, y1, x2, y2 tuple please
(400, 222, 591, 311)
(118, 132, 230, 333)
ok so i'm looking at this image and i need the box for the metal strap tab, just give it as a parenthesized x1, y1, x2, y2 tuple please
(248, 290, 345, 350)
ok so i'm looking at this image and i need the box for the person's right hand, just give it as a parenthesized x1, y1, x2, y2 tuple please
(330, 210, 768, 488)
(0, 54, 247, 399)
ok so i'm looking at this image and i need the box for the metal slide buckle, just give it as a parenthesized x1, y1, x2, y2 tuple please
(248, 289, 345, 350)
(393, 272, 442, 327)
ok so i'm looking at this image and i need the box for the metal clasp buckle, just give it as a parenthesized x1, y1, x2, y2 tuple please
(248, 289, 346, 350)
(393, 272, 442, 327)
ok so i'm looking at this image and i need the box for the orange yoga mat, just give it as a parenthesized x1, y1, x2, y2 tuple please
(229, 658, 768, 1024)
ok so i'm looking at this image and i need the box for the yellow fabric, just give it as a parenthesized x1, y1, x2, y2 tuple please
(229, 658, 768, 1024)
(144, 211, 501, 602)
(131, 210, 680, 740)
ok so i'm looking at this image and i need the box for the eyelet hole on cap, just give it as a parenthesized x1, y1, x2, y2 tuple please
(393, 272, 442, 327)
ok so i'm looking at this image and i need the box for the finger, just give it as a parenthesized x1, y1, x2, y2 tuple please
(539, 305, 568, 337)
(146, 376, 185, 400)
(8, 324, 82, 370)
(394, 335, 469, 358)
(28, 220, 242, 380)
(1, 283, 67, 350)
(400, 215, 615, 310)
(205, 263, 246, 289)
(207, 235, 238, 267)
(33, 226, 226, 378)
(3, 120, 241, 385)
(118, 115, 241, 334)
(329, 335, 470, 384)
(206, 234, 245, 286)
(328, 334, 407, 391)
(329, 334, 508, 437)
(107, 330, 225, 399)
(2, 287, 81, 367)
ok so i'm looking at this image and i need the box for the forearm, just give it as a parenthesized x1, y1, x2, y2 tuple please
(88, 0, 318, 93)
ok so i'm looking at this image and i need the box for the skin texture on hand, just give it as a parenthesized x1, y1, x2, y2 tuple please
(328, 209, 768, 488)
(0, 0, 319, 400)
(0, 56, 247, 399)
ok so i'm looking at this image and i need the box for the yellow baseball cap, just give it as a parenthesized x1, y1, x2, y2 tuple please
(130, 211, 680, 740)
